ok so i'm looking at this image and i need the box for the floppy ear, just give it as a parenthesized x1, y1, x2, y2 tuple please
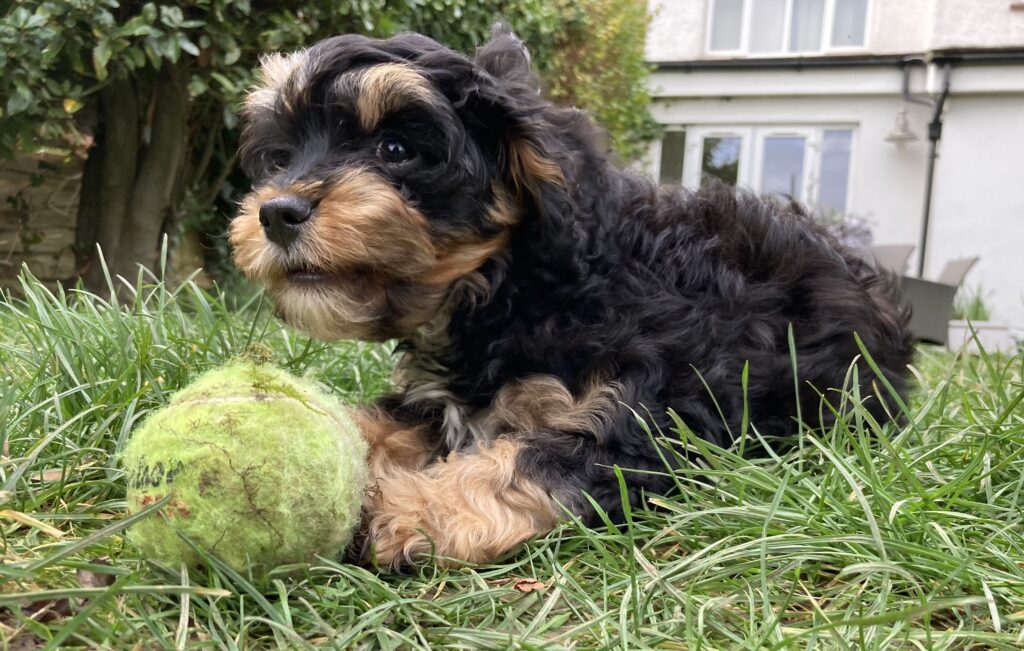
(474, 23, 534, 86)
(465, 25, 587, 277)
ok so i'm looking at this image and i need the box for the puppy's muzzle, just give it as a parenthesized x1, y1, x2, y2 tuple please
(259, 195, 313, 249)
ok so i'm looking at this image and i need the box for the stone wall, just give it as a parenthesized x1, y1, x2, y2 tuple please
(0, 153, 81, 287)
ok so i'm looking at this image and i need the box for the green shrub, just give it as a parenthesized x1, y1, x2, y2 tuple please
(543, 0, 659, 161)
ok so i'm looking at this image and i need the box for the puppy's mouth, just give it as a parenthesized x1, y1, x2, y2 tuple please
(282, 263, 377, 286)
(285, 264, 337, 285)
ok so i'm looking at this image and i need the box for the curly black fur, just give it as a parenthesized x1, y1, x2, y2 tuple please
(237, 28, 913, 529)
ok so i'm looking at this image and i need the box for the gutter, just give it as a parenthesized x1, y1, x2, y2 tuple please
(652, 54, 906, 71)
(650, 48, 1024, 72)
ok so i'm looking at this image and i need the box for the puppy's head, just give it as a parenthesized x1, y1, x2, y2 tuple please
(230, 29, 567, 341)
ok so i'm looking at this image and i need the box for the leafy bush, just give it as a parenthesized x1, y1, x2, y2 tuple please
(543, 0, 659, 161)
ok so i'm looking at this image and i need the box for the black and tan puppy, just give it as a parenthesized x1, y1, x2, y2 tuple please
(230, 28, 912, 569)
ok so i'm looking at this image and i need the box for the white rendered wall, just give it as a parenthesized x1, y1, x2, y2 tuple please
(931, 0, 1024, 50)
(646, 0, 707, 62)
(646, 0, 1024, 61)
(927, 94, 1024, 325)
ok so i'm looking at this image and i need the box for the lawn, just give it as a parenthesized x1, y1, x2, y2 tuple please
(1, 267, 1023, 649)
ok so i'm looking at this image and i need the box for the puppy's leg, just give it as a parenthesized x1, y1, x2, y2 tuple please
(352, 407, 436, 472)
(364, 438, 561, 568)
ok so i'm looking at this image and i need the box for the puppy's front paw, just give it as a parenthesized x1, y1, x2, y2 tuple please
(364, 500, 436, 569)
(359, 441, 560, 570)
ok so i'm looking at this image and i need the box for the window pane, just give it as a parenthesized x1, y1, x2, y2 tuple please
(761, 136, 806, 198)
(789, 0, 825, 52)
(818, 130, 852, 214)
(831, 0, 867, 46)
(710, 0, 744, 51)
(701, 136, 742, 186)
(750, 0, 786, 53)
(659, 131, 686, 184)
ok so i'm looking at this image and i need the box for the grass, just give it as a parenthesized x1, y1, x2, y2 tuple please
(1, 264, 1023, 650)
(952, 286, 993, 323)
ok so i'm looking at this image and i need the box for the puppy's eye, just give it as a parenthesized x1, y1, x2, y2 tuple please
(263, 150, 291, 171)
(379, 138, 414, 164)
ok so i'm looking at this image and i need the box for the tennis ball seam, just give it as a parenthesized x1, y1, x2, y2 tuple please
(176, 395, 357, 433)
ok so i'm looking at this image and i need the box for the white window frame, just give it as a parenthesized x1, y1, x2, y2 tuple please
(705, 0, 872, 57)
(679, 124, 857, 214)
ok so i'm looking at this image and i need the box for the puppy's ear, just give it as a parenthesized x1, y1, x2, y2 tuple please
(474, 23, 533, 85)
(464, 27, 586, 277)
(471, 96, 585, 278)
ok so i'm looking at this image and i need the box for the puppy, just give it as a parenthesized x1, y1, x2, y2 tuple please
(230, 28, 913, 568)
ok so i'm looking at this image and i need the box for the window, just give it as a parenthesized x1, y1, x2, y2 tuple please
(710, 0, 745, 51)
(790, 0, 825, 52)
(658, 131, 686, 185)
(817, 129, 852, 214)
(831, 0, 867, 46)
(761, 136, 807, 197)
(708, 0, 869, 55)
(701, 136, 742, 186)
(677, 126, 855, 214)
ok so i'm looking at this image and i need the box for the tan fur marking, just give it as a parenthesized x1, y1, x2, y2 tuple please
(312, 170, 436, 275)
(354, 408, 436, 472)
(365, 439, 559, 568)
(422, 233, 509, 286)
(486, 184, 521, 226)
(489, 375, 622, 439)
(508, 139, 565, 194)
(245, 51, 309, 113)
(357, 64, 434, 131)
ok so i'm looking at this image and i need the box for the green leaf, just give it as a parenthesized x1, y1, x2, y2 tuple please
(143, 41, 161, 68)
(6, 90, 31, 116)
(119, 16, 155, 37)
(127, 46, 146, 70)
(159, 5, 184, 28)
(188, 77, 207, 97)
(222, 36, 240, 66)
(92, 41, 112, 80)
(222, 105, 237, 129)
(178, 36, 199, 57)
(208, 71, 237, 93)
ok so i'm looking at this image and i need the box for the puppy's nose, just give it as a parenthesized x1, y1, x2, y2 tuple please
(259, 195, 312, 249)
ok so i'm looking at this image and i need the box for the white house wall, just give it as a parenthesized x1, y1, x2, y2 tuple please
(933, 0, 1024, 50)
(648, 64, 1024, 325)
(645, 0, 1024, 61)
(645, 0, 1024, 326)
(927, 94, 1024, 324)
(646, 0, 707, 62)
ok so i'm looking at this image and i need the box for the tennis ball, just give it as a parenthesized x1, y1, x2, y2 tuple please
(122, 361, 368, 571)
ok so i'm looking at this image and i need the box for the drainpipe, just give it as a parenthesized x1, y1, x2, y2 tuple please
(897, 57, 953, 278)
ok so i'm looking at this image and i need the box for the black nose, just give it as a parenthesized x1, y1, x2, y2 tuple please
(259, 195, 312, 249)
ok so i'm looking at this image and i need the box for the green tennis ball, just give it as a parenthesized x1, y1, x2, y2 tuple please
(122, 361, 368, 571)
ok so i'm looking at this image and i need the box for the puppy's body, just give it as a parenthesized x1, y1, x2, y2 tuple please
(231, 29, 912, 567)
